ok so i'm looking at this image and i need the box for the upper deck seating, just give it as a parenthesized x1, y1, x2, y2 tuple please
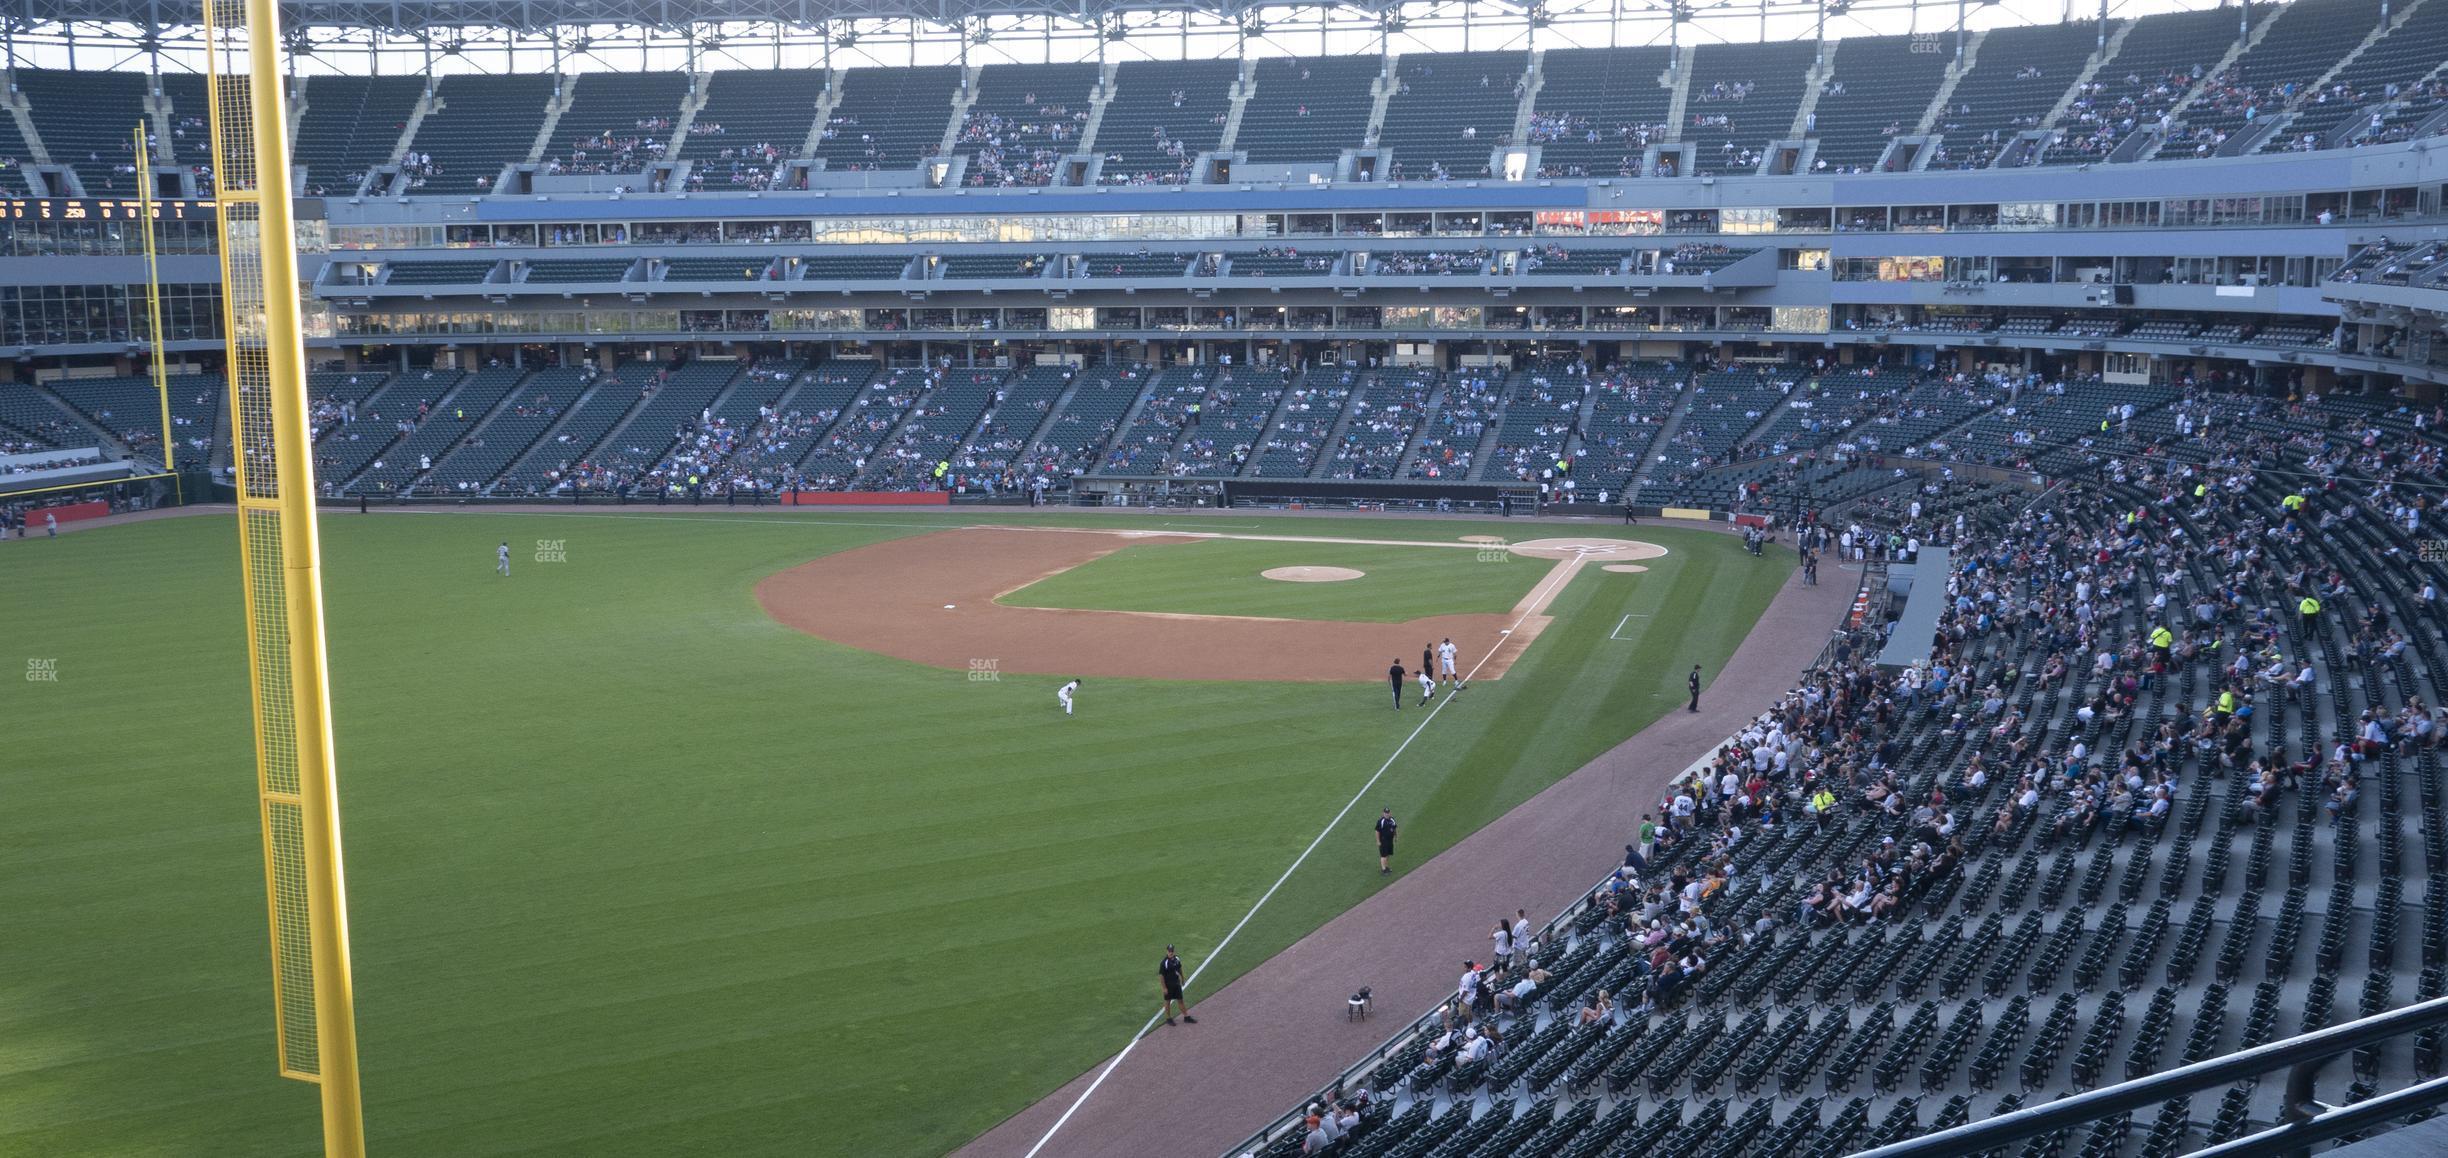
(1378, 52, 1528, 180)
(1684, 41, 1819, 175)
(1810, 35, 1954, 171)
(1237, 55, 1379, 165)
(958, 62, 1098, 187)
(1529, 46, 1680, 178)
(814, 65, 962, 172)
(1096, 59, 1240, 184)
(292, 75, 425, 193)
(407, 74, 556, 193)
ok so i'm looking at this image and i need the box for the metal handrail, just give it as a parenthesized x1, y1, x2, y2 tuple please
(1849, 993, 2448, 1158)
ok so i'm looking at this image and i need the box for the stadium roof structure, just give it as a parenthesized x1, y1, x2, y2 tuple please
(12, 0, 1140, 25)
(2, 0, 2174, 38)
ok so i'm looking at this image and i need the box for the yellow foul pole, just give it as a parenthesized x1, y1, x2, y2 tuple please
(202, 0, 368, 1154)
(136, 124, 174, 472)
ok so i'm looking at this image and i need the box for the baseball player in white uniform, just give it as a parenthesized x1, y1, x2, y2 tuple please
(1417, 665, 1436, 703)
(1438, 638, 1460, 690)
(497, 541, 511, 577)
(1058, 678, 1080, 716)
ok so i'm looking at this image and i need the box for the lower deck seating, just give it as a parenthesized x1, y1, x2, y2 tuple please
(1242, 386, 2448, 1157)
(1026, 365, 1145, 477)
(1324, 367, 1434, 480)
(1250, 368, 1358, 477)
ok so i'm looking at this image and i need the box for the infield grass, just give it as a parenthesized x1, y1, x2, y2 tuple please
(0, 508, 1790, 1158)
(1000, 536, 1550, 621)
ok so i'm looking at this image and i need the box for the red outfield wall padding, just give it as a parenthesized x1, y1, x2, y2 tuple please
(36, 500, 111, 524)
(779, 491, 949, 506)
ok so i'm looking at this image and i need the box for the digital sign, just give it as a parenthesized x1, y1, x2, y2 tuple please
(0, 198, 215, 222)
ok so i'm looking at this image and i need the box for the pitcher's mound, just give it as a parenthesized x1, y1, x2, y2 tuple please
(1263, 566, 1366, 582)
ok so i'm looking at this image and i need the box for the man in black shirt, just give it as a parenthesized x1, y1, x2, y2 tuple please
(1376, 808, 1399, 874)
(1688, 665, 1703, 713)
(1160, 945, 1196, 1026)
(1388, 660, 1406, 709)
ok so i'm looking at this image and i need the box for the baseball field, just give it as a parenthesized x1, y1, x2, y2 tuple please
(1, 506, 1789, 1158)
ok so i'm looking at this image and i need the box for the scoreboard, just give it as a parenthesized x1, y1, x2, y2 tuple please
(0, 197, 215, 222)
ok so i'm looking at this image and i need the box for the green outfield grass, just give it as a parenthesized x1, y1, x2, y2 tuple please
(1001, 536, 1551, 621)
(0, 509, 1790, 1158)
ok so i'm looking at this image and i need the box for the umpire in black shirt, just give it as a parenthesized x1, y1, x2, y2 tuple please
(1389, 659, 1406, 709)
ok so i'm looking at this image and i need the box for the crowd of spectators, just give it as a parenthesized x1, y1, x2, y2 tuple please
(1246, 247, 1341, 273)
(686, 123, 788, 191)
(0, 448, 105, 475)
(546, 117, 672, 175)
(1369, 248, 1494, 276)
(1575, 408, 2433, 1015)
(960, 98, 1087, 187)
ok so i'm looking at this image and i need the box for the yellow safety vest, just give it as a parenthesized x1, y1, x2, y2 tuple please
(2151, 627, 2173, 649)
(2300, 597, 2321, 615)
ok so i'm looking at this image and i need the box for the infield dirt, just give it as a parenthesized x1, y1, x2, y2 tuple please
(753, 526, 1662, 682)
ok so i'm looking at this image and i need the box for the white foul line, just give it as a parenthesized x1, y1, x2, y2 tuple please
(1609, 613, 1651, 641)
(1020, 549, 1592, 1158)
